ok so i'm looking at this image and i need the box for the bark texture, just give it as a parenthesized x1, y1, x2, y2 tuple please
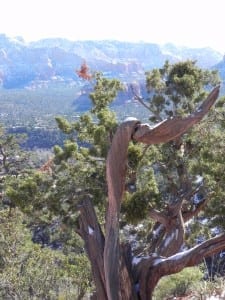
(105, 119, 139, 300)
(77, 198, 107, 299)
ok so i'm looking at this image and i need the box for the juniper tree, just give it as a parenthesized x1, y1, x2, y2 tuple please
(0, 126, 28, 176)
(7, 62, 225, 299)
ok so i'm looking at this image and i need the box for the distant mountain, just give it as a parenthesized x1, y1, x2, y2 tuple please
(0, 34, 223, 89)
(213, 55, 225, 79)
(159, 43, 223, 69)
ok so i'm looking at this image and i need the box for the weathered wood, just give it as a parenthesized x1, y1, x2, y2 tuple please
(119, 243, 138, 300)
(105, 119, 139, 300)
(77, 198, 107, 300)
(137, 233, 225, 299)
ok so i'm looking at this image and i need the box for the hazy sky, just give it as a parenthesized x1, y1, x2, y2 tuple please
(0, 0, 224, 53)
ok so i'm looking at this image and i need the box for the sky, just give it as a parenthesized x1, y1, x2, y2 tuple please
(0, 0, 224, 53)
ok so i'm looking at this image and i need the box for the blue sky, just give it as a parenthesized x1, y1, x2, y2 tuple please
(0, 0, 224, 53)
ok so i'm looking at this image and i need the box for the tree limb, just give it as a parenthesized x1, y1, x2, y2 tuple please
(132, 86, 220, 145)
(183, 197, 209, 222)
(159, 233, 225, 275)
(137, 233, 225, 299)
(149, 209, 168, 227)
(105, 119, 139, 300)
(77, 198, 107, 300)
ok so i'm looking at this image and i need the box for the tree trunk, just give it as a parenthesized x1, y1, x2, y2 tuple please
(77, 197, 107, 300)
(105, 119, 139, 300)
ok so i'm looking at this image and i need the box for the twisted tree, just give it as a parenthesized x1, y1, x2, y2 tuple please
(77, 83, 225, 299)
(7, 61, 225, 299)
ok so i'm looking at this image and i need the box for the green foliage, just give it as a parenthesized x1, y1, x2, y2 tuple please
(192, 276, 225, 299)
(7, 62, 223, 239)
(127, 143, 143, 169)
(0, 208, 92, 299)
(89, 72, 124, 113)
(0, 125, 28, 176)
(55, 117, 73, 134)
(1, 74, 124, 297)
(4, 61, 225, 298)
(122, 165, 160, 224)
(6, 172, 51, 213)
(153, 267, 203, 299)
(146, 60, 220, 120)
(167, 60, 203, 97)
(135, 61, 225, 247)
(5, 73, 122, 238)
(122, 191, 150, 224)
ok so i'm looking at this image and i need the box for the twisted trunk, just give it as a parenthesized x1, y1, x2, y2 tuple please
(78, 86, 223, 299)
(105, 119, 139, 300)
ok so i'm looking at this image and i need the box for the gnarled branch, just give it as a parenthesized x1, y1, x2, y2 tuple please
(136, 233, 225, 300)
(103, 86, 220, 299)
(132, 86, 220, 144)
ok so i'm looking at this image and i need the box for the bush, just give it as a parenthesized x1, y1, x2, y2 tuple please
(192, 277, 225, 299)
(153, 267, 203, 299)
(0, 208, 92, 299)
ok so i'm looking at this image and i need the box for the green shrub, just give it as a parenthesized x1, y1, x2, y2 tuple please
(0, 208, 92, 299)
(153, 266, 203, 300)
(192, 277, 225, 299)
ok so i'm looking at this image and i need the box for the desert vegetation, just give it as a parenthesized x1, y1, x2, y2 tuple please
(1, 60, 225, 299)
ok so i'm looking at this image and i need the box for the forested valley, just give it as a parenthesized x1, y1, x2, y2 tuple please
(1, 59, 225, 299)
